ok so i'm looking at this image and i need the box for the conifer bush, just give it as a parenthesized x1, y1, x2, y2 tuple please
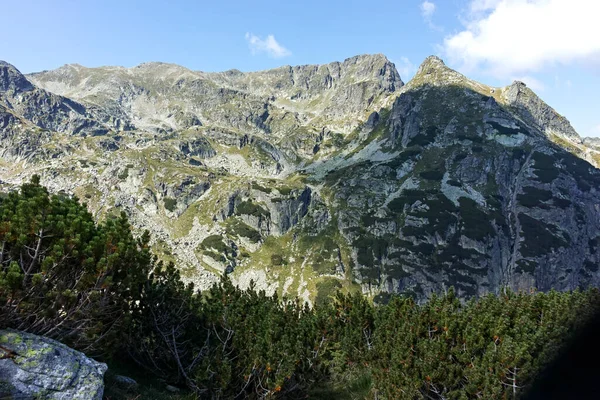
(1, 178, 599, 399)
(0, 176, 153, 356)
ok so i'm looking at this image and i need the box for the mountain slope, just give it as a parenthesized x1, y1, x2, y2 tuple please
(310, 56, 600, 299)
(0, 55, 599, 303)
(1, 61, 123, 138)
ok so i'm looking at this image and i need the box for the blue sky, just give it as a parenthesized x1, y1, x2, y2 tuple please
(3, 0, 599, 136)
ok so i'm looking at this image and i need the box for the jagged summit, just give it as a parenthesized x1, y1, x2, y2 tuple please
(0, 60, 34, 93)
(417, 55, 446, 70)
(400, 56, 582, 146)
(502, 79, 581, 142)
(407, 54, 473, 89)
(207, 53, 402, 90)
(26, 54, 403, 135)
(406, 55, 494, 92)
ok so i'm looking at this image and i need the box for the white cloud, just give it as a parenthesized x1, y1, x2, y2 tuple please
(395, 57, 416, 80)
(421, 1, 436, 18)
(421, 1, 442, 30)
(443, 0, 600, 77)
(245, 33, 291, 58)
(468, 0, 502, 13)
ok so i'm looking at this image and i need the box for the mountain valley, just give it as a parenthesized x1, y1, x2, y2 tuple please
(1, 54, 599, 304)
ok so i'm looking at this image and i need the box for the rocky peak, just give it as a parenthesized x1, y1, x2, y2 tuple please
(0, 61, 34, 93)
(60, 63, 85, 70)
(340, 53, 401, 83)
(502, 79, 581, 142)
(25, 54, 403, 136)
(415, 55, 446, 73)
(131, 61, 190, 74)
(503, 80, 531, 102)
(408, 55, 469, 88)
(208, 53, 403, 96)
(341, 53, 401, 82)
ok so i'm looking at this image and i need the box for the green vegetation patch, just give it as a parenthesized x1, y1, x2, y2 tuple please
(518, 187, 553, 208)
(412, 195, 458, 236)
(519, 214, 569, 257)
(200, 235, 229, 254)
(409, 126, 438, 147)
(324, 161, 372, 185)
(235, 200, 270, 218)
(278, 187, 293, 196)
(384, 148, 421, 169)
(271, 254, 286, 266)
(361, 214, 390, 227)
(531, 152, 559, 183)
(296, 222, 344, 275)
(251, 182, 272, 193)
(396, 191, 459, 240)
(118, 166, 130, 180)
(388, 189, 430, 214)
(553, 197, 572, 209)
(199, 234, 236, 263)
(353, 234, 388, 269)
(559, 151, 600, 192)
(584, 261, 599, 273)
(163, 197, 177, 212)
(315, 278, 343, 306)
(225, 219, 261, 243)
(384, 261, 412, 281)
(512, 148, 526, 160)
(419, 170, 445, 181)
(458, 197, 495, 240)
(437, 238, 485, 265)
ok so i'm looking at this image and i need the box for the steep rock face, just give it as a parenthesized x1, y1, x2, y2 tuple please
(321, 60, 600, 298)
(0, 61, 116, 136)
(209, 54, 401, 123)
(1, 55, 599, 304)
(0, 60, 34, 93)
(0, 329, 107, 399)
(28, 54, 400, 138)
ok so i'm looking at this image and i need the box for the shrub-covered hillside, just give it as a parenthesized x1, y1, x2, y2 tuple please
(1, 178, 599, 399)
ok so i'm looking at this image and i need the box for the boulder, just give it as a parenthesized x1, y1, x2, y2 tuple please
(0, 329, 107, 399)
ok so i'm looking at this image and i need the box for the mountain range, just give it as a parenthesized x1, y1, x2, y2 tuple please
(1, 54, 599, 304)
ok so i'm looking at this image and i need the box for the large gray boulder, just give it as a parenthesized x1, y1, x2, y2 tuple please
(0, 329, 107, 399)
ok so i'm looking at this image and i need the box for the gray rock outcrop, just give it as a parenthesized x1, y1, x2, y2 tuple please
(0, 329, 107, 399)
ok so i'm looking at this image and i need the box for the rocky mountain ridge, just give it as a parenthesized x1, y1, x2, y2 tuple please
(1, 54, 599, 304)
